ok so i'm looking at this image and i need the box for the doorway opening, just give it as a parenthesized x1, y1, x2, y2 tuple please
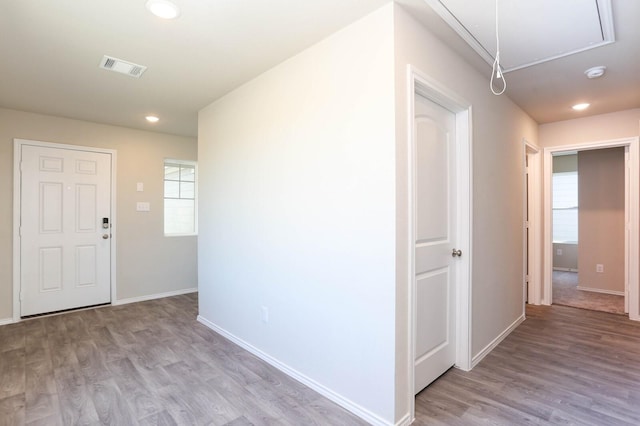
(13, 139, 118, 322)
(407, 66, 472, 420)
(551, 148, 625, 315)
(540, 137, 639, 320)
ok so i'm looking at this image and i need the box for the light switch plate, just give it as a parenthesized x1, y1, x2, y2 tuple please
(136, 182, 144, 192)
(136, 202, 150, 212)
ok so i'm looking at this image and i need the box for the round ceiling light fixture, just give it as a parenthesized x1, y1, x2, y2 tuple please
(145, 115, 160, 123)
(145, 0, 180, 19)
(572, 103, 590, 111)
(584, 66, 606, 79)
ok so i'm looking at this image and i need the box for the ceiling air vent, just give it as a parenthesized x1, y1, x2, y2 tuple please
(99, 55, 147, 78)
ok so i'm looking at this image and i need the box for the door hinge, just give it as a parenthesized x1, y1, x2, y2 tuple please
(19, 291, 23, 301)
(524, 221, 529, 229)
(525, 275, 529, 282)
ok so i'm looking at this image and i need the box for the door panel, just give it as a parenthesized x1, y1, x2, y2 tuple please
(76, 245, 97, 287)
(40, 247, 63, 291)
(41, 182, 63, 232)
(21, 144, 112, 316)
(416, 270, 449, 356)
(77, 184, 97, 232)
(414, 93, 457, 394)
(416, 120, 449, 241)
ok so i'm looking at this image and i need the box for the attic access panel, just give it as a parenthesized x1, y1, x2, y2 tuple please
(428, 0, 614, 72)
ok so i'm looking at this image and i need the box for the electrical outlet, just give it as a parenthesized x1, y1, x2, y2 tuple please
(557, 248, 563, 255)
(261, 306, 269, 323)
(596, 264, 604, 273)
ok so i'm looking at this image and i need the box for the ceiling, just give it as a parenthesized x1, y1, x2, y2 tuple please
(0, 0, 389, 137)
(399, 0, 640, 124)
(1, 1, 638, 137)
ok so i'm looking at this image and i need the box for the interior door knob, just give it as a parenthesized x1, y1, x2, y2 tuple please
(452, 248, 462, 257)
(102, 234, 109, 239)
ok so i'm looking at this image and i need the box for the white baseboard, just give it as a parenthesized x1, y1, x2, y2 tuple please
(395, 412, 412, 426)
(114, 287, 197, 306)
(0, 318, 15, 326)
(0, 289, 198, 327)
(197, 315, 393, 426)
(471, 314, 525, 368)
(553, 267, 578, 272)
(576, 286, 624, 296)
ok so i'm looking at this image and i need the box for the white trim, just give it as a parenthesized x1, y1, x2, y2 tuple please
(524, 140, 542, 305)
(0, 318, 15, 326)
(13, 139, 118, 321)
(406, 65, 473, 420)
(163, 158, 198, 237)
(113, 287, 197, 306)
(576, 286, 625, 296)
(553, 267, 578, 273)
(1, 289, 197, 327)
(197, 315, 393, 426)
(625, 146, 631, 314)
(542, 137, 639, 322)
(420, 0, 614, 73)
(629, 141, 639, 319)
(394, 413, 412, 426)
(471, 314, 525, 367)
(12, 141, 20, 323)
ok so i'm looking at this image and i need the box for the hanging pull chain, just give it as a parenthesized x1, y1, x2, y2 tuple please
(490, 0, 507, 95)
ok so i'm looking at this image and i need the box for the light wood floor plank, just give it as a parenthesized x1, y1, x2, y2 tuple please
(2, 294, 363, 425)
(4, 294, 640, 424)
(0, 394, 26, 426)
(416, 304, 640, 425)
(0, 348, 25, 400)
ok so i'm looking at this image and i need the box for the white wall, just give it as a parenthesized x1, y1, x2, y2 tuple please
(198, 5, 397, 424)
(0, 108, 198, 320)
(199, 3, 540, 423)
(539, 108, 640, 147)
(393, 5, 538, 418)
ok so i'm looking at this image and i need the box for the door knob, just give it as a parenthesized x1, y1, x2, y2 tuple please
(452, 248, 462, 257)
(102, 234, 110, 239)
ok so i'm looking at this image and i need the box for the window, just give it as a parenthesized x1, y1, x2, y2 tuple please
(552, 171, 578, 243)
(164, 160, 197, 236)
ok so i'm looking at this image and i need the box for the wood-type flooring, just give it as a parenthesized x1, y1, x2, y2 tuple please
(2, 294, 640, 425)
(414, 303, 640, 425)
(0, 293, 367, 425)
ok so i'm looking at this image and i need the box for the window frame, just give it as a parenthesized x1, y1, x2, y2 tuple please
(552, 170, 578, 243)
(163, 158, 198, 237)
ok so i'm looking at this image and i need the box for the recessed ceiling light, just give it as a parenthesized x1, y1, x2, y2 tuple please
(584, 66, 606, 79)
(145, 115, 160, 123)
(572, 103, 590, 111)
(145, 0, 180, 19)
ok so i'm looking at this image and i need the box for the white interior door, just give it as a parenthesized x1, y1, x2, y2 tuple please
(414, 93, 457, 394)
(20, 144, 112, 316)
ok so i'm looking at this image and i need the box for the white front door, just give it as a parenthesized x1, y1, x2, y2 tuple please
(20, 143, 112, 316)
(414, 93, 458, 394)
